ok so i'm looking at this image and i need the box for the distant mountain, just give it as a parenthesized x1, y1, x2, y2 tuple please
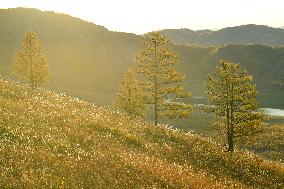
(0, 8, 283, 108)
(280, 26, 284, 29)
(159, 25, 284, 46)
(174, 44, 284, 108)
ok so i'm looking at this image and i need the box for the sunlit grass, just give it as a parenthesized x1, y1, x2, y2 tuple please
(238, 125, 284, 163)
(0, 76, 283, 188)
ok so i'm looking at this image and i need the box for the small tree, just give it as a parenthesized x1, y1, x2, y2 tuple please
(136, 32, 191, 125)
(11, 32, 50, 88)
(205, 60, 263, 152)
(115, 68, 146, 118)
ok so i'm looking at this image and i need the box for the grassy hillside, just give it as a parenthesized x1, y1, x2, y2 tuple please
(165, 105, 284, 164)
(159, 25, 284, 46)
(1, 77, 284, 188)
(0, 8, 283, 108)
(239, 124, 284, 163)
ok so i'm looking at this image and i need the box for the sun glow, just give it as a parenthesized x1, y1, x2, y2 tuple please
(0, 0, 283, 34)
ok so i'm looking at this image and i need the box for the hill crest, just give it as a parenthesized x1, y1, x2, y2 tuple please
(159, 24, 284, 46)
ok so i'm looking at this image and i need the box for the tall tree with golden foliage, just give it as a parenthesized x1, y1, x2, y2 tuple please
(11, 32, 50, 88)
(136, 32, 191, 126)
(115, 68, 146, 118)
(205, 60, 264, 152)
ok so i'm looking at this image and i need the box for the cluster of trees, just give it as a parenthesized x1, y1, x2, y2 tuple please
(115, 32, 264, 152)
(10, 31, 263, 153)
(115, 32, 191, 125)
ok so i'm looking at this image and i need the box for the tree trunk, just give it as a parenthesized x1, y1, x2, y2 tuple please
(226, 81, 234, 152)
(227, 128, 234, 152)
(226, 104, 234, 152)
(228, 84, 235, 152)
(29, 38, 34, 89)
(127, 82, 131, 115)
(227, 84, 234, 152)
(154, 44, 158, 126)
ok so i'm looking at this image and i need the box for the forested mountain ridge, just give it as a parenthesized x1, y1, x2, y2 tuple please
(159, 24, 284, 46)
(0, 8, 283, 108)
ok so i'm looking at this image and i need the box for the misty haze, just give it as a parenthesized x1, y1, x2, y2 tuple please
(0, 1, 283, 188)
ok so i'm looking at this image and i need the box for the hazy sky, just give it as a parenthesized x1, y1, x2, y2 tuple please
(0, 0, 283, 34)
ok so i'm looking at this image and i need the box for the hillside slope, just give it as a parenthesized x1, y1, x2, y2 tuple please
(0, 8, 283, 108)
(0, 77, 284, 188)
(159, 25, 284, 46)
(0, 8, 143, 104)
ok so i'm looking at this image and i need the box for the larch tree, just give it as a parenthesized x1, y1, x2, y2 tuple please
(115, 68, 146, 118)
(11, 31, 50, 89)
(136, 32, 191, 126)
(205, 60, 264, 152)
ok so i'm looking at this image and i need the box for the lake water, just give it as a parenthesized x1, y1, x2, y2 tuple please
(195, 104, 284, 117)
(260, 108, 284, 117)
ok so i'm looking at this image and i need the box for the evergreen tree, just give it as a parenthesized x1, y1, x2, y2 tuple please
(11, 32, 50, 88)
(205, 60, 264, 152)
(115, 68, 146, 118)
(136, 32, 191, 126)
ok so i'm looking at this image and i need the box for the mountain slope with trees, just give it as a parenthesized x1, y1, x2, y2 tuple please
(0, 7, 143, 104)
(0, 8, 283, 108)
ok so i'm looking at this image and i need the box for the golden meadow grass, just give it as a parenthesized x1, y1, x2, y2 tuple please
(0, 77, 283, 188)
